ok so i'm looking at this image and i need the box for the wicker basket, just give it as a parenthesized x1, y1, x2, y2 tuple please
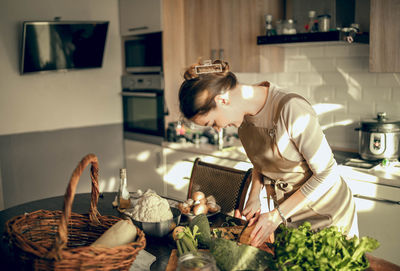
(5, 154, 146, 270)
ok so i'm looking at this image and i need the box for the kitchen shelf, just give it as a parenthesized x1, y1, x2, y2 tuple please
(257, 30, 369, 46)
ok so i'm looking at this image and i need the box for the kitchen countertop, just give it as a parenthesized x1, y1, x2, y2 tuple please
(162, 139, 249, 163)
(163, 141, 400, 189)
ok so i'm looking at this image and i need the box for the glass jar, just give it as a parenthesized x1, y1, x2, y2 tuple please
(318, 14, 331, 32)
(283, 19, 297, 34)
(177, 251, 217, 271)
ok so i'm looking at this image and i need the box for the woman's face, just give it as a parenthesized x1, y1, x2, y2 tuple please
(192, 97, 244, 132)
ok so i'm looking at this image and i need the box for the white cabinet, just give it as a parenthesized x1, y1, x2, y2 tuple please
(343, 176, 400, 265)
(163, 148, 252, 201)
(124, 139, 164, 196)
(119, 0, 162, 36)
(162, 149, 198, 201)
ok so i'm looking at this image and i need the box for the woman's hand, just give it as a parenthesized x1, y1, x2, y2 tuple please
(241, 197, 261, 224)
(249, 209, 282, 247)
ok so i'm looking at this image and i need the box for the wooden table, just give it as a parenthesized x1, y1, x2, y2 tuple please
(1, 192, 398, 271)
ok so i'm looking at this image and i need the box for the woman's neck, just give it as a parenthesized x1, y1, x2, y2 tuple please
(237, 84, 269, 116)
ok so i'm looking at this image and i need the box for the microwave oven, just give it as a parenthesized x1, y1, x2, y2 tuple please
(124, 32, 162, 74)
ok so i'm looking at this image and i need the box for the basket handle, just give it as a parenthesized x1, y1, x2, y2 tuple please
(49, 153, 101, 260)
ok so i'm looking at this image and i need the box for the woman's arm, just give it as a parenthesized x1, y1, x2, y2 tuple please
(249, 189, 310, 247)
(241, 168, 263, 220)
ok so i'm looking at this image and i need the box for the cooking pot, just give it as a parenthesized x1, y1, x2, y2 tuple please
(357, 112, 400, 161)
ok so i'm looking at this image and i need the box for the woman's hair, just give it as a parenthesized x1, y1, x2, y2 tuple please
(178, 60, 237, 120)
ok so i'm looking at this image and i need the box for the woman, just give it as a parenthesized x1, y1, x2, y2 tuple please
(178, 60, 359, 247)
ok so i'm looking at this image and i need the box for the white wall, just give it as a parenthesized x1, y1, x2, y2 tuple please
(237, 43, 400, 150)
(0, 0, 122, 136)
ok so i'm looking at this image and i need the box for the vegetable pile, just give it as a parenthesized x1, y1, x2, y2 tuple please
(273, 222, 380, 271)
(173, 215, 380, 271)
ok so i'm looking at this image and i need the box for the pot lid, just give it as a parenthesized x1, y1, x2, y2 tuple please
(360, 112, 400, 132)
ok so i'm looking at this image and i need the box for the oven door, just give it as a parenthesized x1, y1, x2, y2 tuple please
(122, 90, 165, 137)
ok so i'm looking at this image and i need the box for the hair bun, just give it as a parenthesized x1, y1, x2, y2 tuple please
(183, 59, 230, 80)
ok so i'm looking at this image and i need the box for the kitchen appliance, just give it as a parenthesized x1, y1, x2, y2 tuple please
(124, 31, 162, 74)
(357, 112, 400, 161)
(20, 20, 109, 74)
(122, 74, 167, 141)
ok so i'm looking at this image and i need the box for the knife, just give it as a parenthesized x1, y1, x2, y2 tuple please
(238, 219, 250, 238)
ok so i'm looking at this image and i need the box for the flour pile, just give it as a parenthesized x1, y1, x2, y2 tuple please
(131, 189, 173, 222)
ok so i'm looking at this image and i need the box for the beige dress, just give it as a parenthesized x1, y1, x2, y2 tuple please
(238, 82, 357, 234)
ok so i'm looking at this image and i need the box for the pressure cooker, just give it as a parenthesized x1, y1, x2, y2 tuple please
(356, 112, 400, 161)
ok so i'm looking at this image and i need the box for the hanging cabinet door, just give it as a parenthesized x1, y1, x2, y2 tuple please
(183, 0, 282, 72)
(219, 0, 261, 72)
(370, 0, 400, 72)
(184, 0, 220, 65)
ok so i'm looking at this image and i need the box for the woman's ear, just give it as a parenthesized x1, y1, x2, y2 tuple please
(215, 92, 230, 105)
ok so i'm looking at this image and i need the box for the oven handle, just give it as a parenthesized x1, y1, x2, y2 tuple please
(353, 194, 400, 205)
(121, 92, 157, 98)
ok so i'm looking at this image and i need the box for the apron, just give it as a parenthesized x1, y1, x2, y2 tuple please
(238, 83, 355, 233)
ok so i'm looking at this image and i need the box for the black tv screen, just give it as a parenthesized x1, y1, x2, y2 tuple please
(20, 21, 109, 74)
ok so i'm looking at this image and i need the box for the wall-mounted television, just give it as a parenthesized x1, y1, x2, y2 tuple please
(20, 21, 109, 74)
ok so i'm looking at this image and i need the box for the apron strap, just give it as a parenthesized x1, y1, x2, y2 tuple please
(269, 93, 311, 158)
(273, 93, 311, 125)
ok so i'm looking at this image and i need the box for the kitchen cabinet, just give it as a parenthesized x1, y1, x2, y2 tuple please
(183, 0, 283, 72)
(370, 0, 400, 72)
(343, 176, 400, 265)
(124, 139, 164, 196)
(163, 147, 252, 201)
(162, 0, 283, 123)
(119, 0, 162, 36)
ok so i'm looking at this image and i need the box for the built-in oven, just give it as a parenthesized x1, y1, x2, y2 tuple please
(121, 74, 167, 144)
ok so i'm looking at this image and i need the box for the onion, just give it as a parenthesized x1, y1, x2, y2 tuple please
(193, 203, 208, 215)
(206, 195, 216, 204)
(194, 198, 207, 206)
(192, 191, 205, 201)
(185, 198, 194, 207)
(207, 202, 219, 213)
(178, 202, 191, 214)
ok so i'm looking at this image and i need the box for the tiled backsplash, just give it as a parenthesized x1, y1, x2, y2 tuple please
(236, 44, 400, 150)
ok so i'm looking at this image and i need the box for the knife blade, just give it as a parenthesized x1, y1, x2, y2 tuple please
(238, 219, 250, 239)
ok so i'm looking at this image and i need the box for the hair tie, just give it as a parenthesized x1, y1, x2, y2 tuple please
(194, 60, 223, 74)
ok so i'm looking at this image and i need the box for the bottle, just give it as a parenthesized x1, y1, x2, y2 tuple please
(265, 14, 276, 36)
(118, 168, 131, 210)
(306, 10, 317, 33)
